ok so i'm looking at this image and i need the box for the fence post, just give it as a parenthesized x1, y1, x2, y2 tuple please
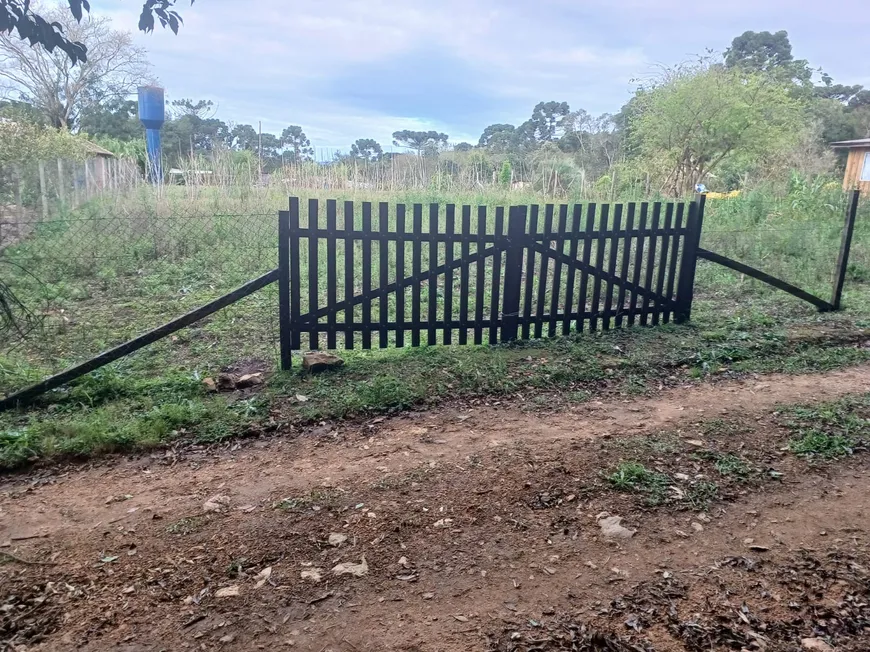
(831, 189, 860, 311)
(278, 205, 292, 370)
(501, 205, 527, 342)
(674, 193, 706, 324)
(57, 159, 66, 207)
(38, 160, 49, 220)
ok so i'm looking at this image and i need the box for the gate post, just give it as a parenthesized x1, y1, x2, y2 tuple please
(674, 193, 706, 324)
(831, 189, 860, 311)
(278, 203, 293, 370)
(501, 205, 527, 342)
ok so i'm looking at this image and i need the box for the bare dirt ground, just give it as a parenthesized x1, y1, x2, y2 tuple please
(2, 365, 870, 651)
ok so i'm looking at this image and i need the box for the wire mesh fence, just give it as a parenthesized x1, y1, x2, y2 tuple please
(0, 183, 866, 399)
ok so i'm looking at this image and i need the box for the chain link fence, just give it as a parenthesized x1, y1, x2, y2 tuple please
(1, 180, 867, 399)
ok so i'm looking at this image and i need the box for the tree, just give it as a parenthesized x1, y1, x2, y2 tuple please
(453, 142, 473, 152)
(478, 123, 515, 152)
(0, 0, 190, 64)
(79, 98, 141, 141)
(392, 130, 448, 155)
(162, 114, 229, 162)
(631, 61, 804, 196)
(349, 138, 383, 161)
(281, 125, 313, 162)
(0, 6, 151, 128)
(498, 160, 512, 185)
(724, 30, 811, 87)
(171, 98, 214, 119)
(528, 101, 570, 142)
(228, 124, 259, 150)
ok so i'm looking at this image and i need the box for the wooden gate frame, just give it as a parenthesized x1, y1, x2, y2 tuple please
(277, 197, 705, 369)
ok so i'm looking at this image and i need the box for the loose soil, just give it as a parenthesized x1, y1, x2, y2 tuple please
(2, 365, 870, 651)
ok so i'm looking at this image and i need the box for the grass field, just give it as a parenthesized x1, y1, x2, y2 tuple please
(0, 183, 868, 469)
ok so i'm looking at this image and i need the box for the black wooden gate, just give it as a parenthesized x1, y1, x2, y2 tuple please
(277, 197, 704, 368)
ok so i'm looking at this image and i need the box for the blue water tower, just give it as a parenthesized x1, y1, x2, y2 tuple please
(138, 86, 165, 183)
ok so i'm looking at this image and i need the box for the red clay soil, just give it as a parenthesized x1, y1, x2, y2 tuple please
(2, 365, 870, 651)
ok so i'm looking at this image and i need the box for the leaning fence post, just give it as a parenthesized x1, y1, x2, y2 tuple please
(38, 160, 49, 220)
(831, 189, 860, 311)
(278, 204, 293, 370)
(674, 193, 706, 324)
(501, 205, 527, 342)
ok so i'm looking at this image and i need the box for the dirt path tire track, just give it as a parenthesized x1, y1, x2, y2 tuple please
(2, 364, 870, 651)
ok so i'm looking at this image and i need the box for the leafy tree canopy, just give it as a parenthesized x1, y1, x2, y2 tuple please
(392, 130, 449, 154)
(349, 138, 383, 161)
(0, 0, 191, 63)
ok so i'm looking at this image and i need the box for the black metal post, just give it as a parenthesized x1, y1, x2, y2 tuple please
(278, 201, 293, 369)
(674, 193, 706, 324)
(831, 189, 860, 310)
(501, 205, 527, 342)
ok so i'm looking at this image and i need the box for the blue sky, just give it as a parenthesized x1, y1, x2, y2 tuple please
(96, 0, 870, 157)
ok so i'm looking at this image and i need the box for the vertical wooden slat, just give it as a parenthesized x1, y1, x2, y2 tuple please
(395, 205, 406, 347)
(289, 199, 301, 352)
(412, 204, 423, 347)
(474, 207, 487, 345)
(640, 202, 661, 326)
(534, 204, 554, 338)
(615, 203, 635, 328)
(428, 204, 439, 346)
(361, 203, 373, 349)
(562, 204, 582, 335)
(278, 206, 292, 369)
(459, 206, 471, 345)
(674, 195, 706, 323)
(832, 189, 860, 310)
(378, 202, 390, 348)
(652, 203, 674, 326)
(589, 204, 609, 332)
(548, 204, 568, 338)
(602, 204, 622, 330)
(663, 203, 684, 324)
(576, 203, 596, 332)
(307, 199, 320, 350)
(343, 201, 355, 349)
(628, 203, 648, 326)
(501, 205, 527, 342)
(521, 205, 539, 340)
(489, 207, 505, 344)
(326, 199, 338, 349)
(444, 204, 455, 344)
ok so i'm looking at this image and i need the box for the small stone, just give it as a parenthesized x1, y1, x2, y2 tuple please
(422, 592, 434, 600)
(203, 495, 231, 513)
(219, 634, 236, 643)
(202, 377, 217, 391)
(598, 515, 635, 539)
(686, 439, 705, 447)
(302, 351, 345, 373)
(236, 373, 264, 388)
(300, 569, 322, 582)
(691, 522, 704, 532)
(332, 557, 369, 577)
(215, 585, 240, 598)
(801, 638, 834, 652)
(674, 473, 690, 481)
(433, 518, 454, 528)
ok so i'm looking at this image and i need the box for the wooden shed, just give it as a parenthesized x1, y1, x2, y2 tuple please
(831, 138, 870, 191)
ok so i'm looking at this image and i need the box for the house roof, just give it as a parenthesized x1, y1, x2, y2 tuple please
(830, 138, 870, 149)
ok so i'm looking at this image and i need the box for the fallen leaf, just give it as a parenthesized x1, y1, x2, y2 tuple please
(433, 518, 454, 528)
(219, 634, 236, 643)
(215, 585, 240, 598)
(296, 394, 309, 402)
(332, 557, 368, 577)
(686, 439, 705, 447)
(255, 566, 272, 589)
(453, 615, 469, 622)
(300, 569, 323, 582)
(328, 533, 348, 547)
(100, 555, 119, 563)
(801, 639, 834, 652)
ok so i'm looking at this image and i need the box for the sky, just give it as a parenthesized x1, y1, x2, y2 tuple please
(94, 0, 870, 157)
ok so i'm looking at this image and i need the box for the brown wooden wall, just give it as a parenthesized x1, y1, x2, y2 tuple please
(843, 147, 870, 191)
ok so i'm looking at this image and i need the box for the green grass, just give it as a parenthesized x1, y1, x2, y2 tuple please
(1, 185, 869, 469)
(779, 394, 870, 460)
(606, 462, 672, 505)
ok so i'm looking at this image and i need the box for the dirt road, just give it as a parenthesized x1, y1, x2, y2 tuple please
(2, 366, 870, 651)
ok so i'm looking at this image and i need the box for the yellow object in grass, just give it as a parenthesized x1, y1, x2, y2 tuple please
(704, 190, 741, 200)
